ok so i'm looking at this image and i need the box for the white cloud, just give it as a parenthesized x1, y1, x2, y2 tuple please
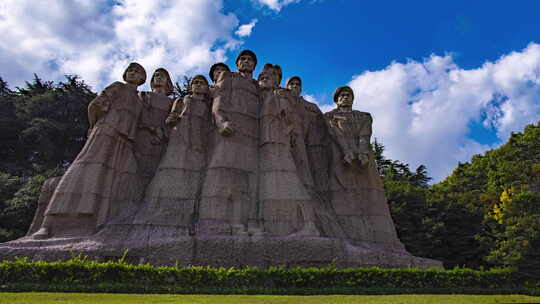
(235, 19, 258, 37)
(303, 94, 317, 103)
(0, 0, 242, 91)
(304, 94, 333, 113)
(346, 43, 540, 182)
(254, 0, 300, 11)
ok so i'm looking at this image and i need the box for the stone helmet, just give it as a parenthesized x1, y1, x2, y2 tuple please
(122, 62, 147, 86)
(209, 62, 231, 82)
(333, 86, 354, 103)
(235, 49, 258, 68)
(150, 68, 174, 96)
(189, 75, 209, 94)
(285, 76, 302, 88)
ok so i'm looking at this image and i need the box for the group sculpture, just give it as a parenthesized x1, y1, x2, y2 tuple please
(7, 50, 441, 268)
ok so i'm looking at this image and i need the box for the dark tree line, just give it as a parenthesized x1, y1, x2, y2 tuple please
(0, 74, 538, 278)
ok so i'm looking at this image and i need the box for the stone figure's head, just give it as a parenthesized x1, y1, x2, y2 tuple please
(286, 76, 302, 96)
(258, 64, 281, 89)
(190, 75, 209, 96)
(258, 64, 282, 88)
(123, 62, 146, 86)
(150, 68, 173, 95)
(236, 50, 257, 73)
(209, 62, 231, 83)
(258, 71, 274, 89)
(266, 64, 282, 88)
(333, 86, 354, 107)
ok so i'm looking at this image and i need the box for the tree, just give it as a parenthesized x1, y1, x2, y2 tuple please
(373, 141, 443, 261)
(9, 75, 95, 174)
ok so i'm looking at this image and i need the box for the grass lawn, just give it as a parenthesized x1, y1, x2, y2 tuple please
(0, 293, 538, 304)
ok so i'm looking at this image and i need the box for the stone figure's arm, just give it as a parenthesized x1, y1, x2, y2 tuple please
(278, 91, 296, 147)
(166, 96, 183, 126)
(87, 81, 122, 129)
(209, 85, 217, 99)
(305, 102, 323, 143)
(357, 112, 373, 167)
(357, 113, 373, 149)
(324, 112, 354, 165)
(212, 90, 234, 137)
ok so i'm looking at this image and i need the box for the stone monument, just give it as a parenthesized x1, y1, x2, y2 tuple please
(0, 51, 442, 269)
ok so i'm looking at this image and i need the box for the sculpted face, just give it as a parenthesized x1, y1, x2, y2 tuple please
(258, 72, 274, 89)
(237, 55, 256, 73)
(337, 90, 353, 107)
(125, 66, 145, 85)
(212, 66, 228, 82)
(191, 78, 209, 95)
(152, 70, 167, 88)
(287, 79, 301, 96)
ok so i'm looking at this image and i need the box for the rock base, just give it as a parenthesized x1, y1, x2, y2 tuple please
(0, 226, 442, 269)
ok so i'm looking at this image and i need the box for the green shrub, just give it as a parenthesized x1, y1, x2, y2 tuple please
(0, 257, 536, 294)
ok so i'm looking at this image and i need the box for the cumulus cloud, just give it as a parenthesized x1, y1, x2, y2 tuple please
(254, 0, 300, 11)
(303, 94, 317, 103)
(0, 0, 241, 91)
(346, 43, 540, 181)
(235, 19, 258, 37)
(304, 94, 334, 113)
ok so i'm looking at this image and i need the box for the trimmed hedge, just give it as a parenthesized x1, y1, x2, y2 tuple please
(0, 257, 537, 294)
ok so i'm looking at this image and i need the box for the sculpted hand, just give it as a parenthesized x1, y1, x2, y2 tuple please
(290, 133, 297, 148)
(97, 99, 111, 113)
(343, 151, 355, 166)
(165, 114, 179, 126)
(219, 121, 234, 137)
(150, 127, 165, 145)
(359, 153, 369, 167)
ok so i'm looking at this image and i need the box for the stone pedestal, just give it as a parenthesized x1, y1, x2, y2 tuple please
(0, 232, 442, 268)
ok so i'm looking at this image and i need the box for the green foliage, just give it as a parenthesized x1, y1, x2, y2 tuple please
(430, 123, 540, 275)
(373, 140, 446, 264)
(0, 172, 22, 206)
(0, 258, 533, 294)
(1, 74, 94, 175)
(376, 122, 540, 274)
(0, 169, 62, 241)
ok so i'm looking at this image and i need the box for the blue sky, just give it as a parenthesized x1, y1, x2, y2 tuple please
(1, 0, 540, 181)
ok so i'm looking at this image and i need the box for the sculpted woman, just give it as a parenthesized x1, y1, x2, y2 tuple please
(133, 75, 211, 237)
(134, 68, 174, 189)
(32, 62, 147, 239)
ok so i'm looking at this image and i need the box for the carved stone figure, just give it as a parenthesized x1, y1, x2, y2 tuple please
(198, 50, 261, 235)
(3, 51, 443, 269)
(32, 63, 147, 239)
(133, 75, 211, 236)
(257, 65, 317, 236)
(286, 76, 331, 197)
(111, 68, 174, 224)
(324, 86, 404, 250)
(284, 76, 345, 238)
